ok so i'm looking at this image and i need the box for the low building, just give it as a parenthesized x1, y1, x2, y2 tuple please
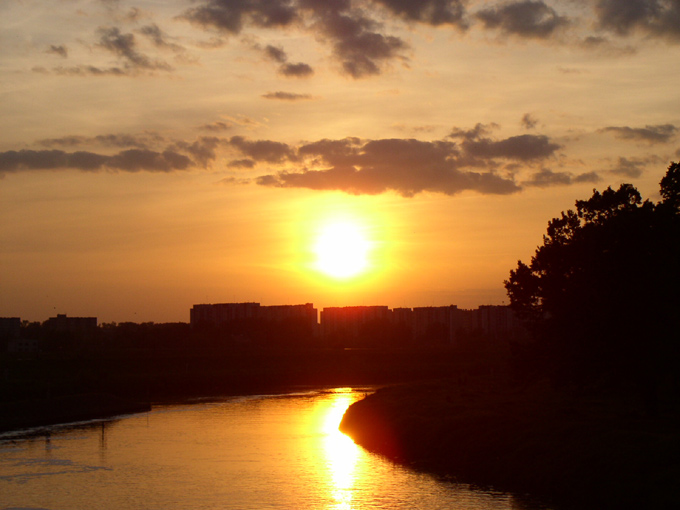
(0, 317, 22, 352)
(44, 314, 97, 336)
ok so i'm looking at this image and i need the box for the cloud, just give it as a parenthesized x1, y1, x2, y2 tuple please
(521, 113, 538, 130)
(449, 126, 562, 161)
(326, 19, 408, 78)
(595, 0, 680, 41)
(279, 62, 314, 77)
(1, 135, 229, 175)
(96, 26, 173, 72)
(475, 0, 569, 39)
(137, 24, 185, 53)
(46, 25, 176, 77)
(46, 45, 68, 58)
(264, 44, 288, 63)
(598, 124, 678, 144)
(523, 168, 600, 187)
(255, 136, 522, 197)
(228, 136, 295, 163)
(228, 159, 256, 168)
(608, 156, 662, 178)
(180, 0, 299, 34)
(262, 44, 314, 77)
(373, 0, 468, 28)
(183, 0, 408, 78)
(51, 65, 128, 76)
(199, 121, 233, 132)
(262, 91, 313, 100)
(168, 137, 224, 166)
(0, 149, 192, 174)
(37, 133, 162, 149)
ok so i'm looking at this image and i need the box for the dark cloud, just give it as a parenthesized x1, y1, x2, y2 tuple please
(228, 159, 256, 168)
(0, 148, 192, 174)
(38, 133, 160, 149)
(609, 156, 648, 178)
(168, 137, 224, 166)
(229, 136, 295, 163)
(448, 122, 498, 140)
(279, 62, 314, 77)
(373, 0, 468, 28)
(47, 25, 174, 77)
(261, 44, 314, 77)
(573, 171, 600, 184)
(138, 24, 185, 53)
(52, 65, 127, 76)
(475, 0, 569, 39)
(595, 0, 680, 41)
(262, 91, 313, 100)
(598, 124, 678, 144)
(256, 136, 522, 197)
(180, 0, 299, 34)
(521, 113, 538, 130)
(580, 35, 637, 55)
(182, 0, 408, 78)
(523, 168, 600, 187)
(46, 45, 68, 58)
(264, 44, 288, 63)
(450, 127, 562, 161)
(332, 25, 407, 78)
(96, 26, 173, 72)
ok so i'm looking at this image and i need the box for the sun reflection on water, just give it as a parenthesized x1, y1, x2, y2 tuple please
(321, 390, 362, 509)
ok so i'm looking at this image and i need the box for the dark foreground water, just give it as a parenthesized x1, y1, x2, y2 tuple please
(0, 388, 549, 510)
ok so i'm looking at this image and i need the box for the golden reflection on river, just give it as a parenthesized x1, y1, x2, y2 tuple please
(321, 389, 361, 509)
(0, 387, 544, 510)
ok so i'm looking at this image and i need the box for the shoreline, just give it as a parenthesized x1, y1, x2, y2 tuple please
(0, 393, 151, 434)
(339, 379, 680, 510)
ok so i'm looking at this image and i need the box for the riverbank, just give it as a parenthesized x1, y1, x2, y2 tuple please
(339, 379, 680, 510)
(0, 394, 151, 433)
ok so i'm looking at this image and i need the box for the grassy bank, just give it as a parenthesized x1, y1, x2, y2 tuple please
(339, 379, 680, 510)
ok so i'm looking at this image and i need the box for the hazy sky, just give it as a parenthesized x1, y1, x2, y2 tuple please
(2, 0, 679, 323)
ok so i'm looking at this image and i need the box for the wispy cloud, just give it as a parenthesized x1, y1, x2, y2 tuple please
(598, 124, 678, 144)
(262, 91, 313, 101)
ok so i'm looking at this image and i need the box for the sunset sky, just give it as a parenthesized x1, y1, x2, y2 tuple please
(2, 0, 679, 323)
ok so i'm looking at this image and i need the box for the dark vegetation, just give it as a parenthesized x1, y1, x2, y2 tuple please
(341, 162, 680, 509)
(0, 319, 507, 431)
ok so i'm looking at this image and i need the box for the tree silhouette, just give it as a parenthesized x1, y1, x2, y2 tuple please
(505, 163, 680, 407)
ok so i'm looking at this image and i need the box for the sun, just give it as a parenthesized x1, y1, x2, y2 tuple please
(314, 221, 371, 279)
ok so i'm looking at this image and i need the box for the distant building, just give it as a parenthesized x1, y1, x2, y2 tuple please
(189, 302, 523, 347)
(8, 337, 41, 354)
(320, 306, 391, 346)
(190, 302, 261, 326)
(0, 317, 22, 352)
(477, 305, 523, 340)
(412, 305, 458, 345)
(258, 303, 318, 326)
(0, 317, 21, 340)
(190, 302, 318, 329)
(44, 314, 97, 334)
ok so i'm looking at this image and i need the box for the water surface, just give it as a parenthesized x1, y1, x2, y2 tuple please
(0, 388, 547, 509)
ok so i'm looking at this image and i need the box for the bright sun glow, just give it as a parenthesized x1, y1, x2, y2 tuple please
(321, 392, 360, 508)
(314, 222, 371, 279)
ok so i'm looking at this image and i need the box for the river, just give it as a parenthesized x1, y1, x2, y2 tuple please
(0, 388, 549, 509)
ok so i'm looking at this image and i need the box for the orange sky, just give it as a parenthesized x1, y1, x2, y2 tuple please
(1, 0, 679, 323)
